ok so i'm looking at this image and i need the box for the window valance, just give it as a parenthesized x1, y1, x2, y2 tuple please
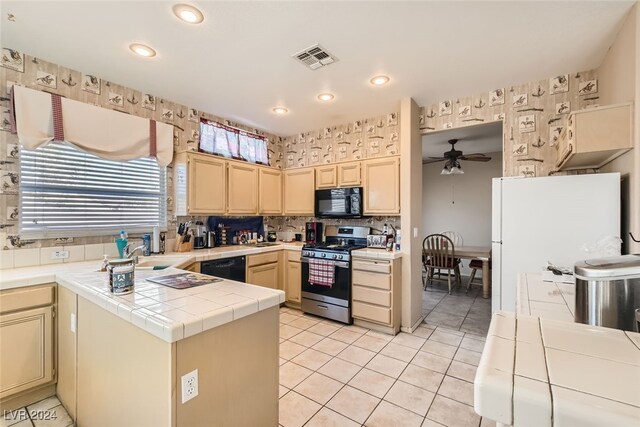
(10, 85, 174, 166)
(199, 118, 269, 165)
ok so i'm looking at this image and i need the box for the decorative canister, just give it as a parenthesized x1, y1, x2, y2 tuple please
(108, 259, 135, 295)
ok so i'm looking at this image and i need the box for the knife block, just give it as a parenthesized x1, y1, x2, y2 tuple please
(175, 233, 194, 252)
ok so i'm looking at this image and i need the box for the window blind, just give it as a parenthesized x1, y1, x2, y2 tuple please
(19, 142, 167, 238)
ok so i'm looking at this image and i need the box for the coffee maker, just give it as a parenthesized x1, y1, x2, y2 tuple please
(305, 222, 323, 243)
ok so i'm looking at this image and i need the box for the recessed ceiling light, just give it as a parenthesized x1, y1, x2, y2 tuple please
(129, 43, 156, 58)
(370, 75, 390, 86)
(272, 107, 288, 115)
(317, 93, 335, 102)
(173, 4, 204, 24)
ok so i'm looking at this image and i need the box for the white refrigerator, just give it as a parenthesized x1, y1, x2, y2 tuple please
(491, 173, 620, 313)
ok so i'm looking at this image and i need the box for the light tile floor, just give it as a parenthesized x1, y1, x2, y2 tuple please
(422, 276, 492, 337)
(1, 396, 72, 427)
(279, 300, 494, 427)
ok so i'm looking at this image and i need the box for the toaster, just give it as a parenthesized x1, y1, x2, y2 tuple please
(366, 234, 387, 249)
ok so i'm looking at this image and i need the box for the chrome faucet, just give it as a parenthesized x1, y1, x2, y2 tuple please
(124, 243, 146, 264)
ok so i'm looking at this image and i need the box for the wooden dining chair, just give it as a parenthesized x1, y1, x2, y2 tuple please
(437, 231, 463, 277)
(422, 234, 462, 294)
(467, 259, 492, 293)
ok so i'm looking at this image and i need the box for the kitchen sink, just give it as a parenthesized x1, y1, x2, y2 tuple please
(135, 256, 194, 270)
(254, 242, 280, 247)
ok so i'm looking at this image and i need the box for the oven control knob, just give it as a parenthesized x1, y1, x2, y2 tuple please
(332, 254, 338, 259)
(321, 253, 326, 258)
(338, 255, 343, 260)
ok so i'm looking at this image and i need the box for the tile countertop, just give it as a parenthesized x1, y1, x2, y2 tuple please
(517, 273, 575, 322)
(474, 311, 640, 427)
(55, 267, 284, 343)
(352, 247, 402, 260)
(0, 242, 305, 290)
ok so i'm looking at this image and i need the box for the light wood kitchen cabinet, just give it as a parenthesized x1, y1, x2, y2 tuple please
(246, 252, 280, 289)
(338, 162, 361, 187)
(227, 162, 259, 214)
(0, 285, 55, 407)
(56, 286, 77, 421)
(363, 157, 400, 215)
(283, 168, 315, 215)
(174, 152, 227, 215)
(351, 257, 401, 334)
(258, 168, 283, 215)
(316, 165, 337, 189)
(284, 251, 302, 305)
(555, 103, 632, 170)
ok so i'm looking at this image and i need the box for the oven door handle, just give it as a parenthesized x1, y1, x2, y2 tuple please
(300, 258, 350, 269)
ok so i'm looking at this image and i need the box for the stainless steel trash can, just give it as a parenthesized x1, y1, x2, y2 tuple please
(574, 255, 640, 332)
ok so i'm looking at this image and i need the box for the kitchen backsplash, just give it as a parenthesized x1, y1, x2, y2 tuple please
(280, 112, 400, 168)
(419, 69, 599, 177)
(0, 48, 283, 251)
(263, 216, 399, 240)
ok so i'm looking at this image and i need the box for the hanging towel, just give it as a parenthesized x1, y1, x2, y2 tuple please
(308, 259, 335, 288)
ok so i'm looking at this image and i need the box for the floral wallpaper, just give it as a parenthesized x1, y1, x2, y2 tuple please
(419, 69, 599, 177)
(0, 48, 283, 250)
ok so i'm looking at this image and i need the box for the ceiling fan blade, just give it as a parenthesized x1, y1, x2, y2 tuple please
(460, 156, 492, 162)
(422, 158, 446, 164)
(428, 156, 446, 160)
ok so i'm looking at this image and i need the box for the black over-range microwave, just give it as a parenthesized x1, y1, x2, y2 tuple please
(315, 187, 364, 218)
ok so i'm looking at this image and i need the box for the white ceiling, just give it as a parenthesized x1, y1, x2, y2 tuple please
(1, 1, 633, 136)
(422, 121, 503, 159)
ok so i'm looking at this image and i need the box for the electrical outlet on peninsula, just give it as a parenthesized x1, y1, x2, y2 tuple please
(181, 369, 199, 403)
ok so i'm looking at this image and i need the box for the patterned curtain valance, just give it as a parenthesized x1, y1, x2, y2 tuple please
(11, 85, 173, 166)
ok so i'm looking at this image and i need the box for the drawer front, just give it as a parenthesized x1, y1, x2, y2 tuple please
(353, 259, 391, 274)
(352, 270, 391, 290)
(353, 301, 391, 325)
(352, 286, 391, 307)
(0, 285, 55, 314)
(285, 250, 301, 263)
(247, 251, 279, 267)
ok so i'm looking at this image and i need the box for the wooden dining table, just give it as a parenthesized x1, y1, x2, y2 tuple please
(455, 246, 492, 298)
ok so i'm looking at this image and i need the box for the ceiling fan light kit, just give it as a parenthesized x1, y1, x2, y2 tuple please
(440, 160, 464, 175)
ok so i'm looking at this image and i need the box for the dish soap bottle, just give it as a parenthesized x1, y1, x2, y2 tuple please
(100, 255, 109, 272)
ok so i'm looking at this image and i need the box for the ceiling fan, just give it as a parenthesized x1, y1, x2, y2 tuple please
(422, 139, 491, 174)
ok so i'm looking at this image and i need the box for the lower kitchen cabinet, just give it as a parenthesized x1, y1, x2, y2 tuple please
(284, 250, 301, 305)
(0, 284, 56, 410)
(246, 252, 281, 289)
(351, 257, 402, 334)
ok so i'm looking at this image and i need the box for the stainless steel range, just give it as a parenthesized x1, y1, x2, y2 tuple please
(301, 225, 369, 323)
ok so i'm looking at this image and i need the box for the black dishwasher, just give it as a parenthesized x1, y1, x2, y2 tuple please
(201, 256, 246, 282)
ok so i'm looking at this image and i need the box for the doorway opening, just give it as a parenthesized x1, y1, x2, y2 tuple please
(420, 121, 503, 336)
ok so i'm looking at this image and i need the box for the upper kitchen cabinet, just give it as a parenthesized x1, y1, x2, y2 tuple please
(555, 104, 632, 170)
(315, 165, 337, 189)
(174, 152, 226, 216)
(283, 169, 315, 215)
(258, 168, 282, 215)
(338, 162, 361, 187)
(363, 157, 400, 215)
(316, 162, 361, 188)
(227, 163, 259, 215)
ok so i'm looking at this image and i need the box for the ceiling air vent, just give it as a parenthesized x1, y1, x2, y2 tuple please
(292, 44, 337, 70)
